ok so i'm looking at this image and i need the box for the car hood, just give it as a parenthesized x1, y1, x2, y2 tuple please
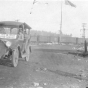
(0, 34, 18, 49)
(0, 38, 18, 49)
(0, 39, 8, 57)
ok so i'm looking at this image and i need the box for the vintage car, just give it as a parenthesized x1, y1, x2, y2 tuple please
(0, 21, 31, 67)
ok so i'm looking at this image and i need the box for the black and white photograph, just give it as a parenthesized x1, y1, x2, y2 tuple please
(0, 0, 88, 88)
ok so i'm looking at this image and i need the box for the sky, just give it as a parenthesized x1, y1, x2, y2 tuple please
(0, 0, 88, 37)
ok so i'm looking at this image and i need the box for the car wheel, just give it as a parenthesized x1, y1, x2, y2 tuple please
(25, 46, 30, 62)
(11, 49, 18, 67)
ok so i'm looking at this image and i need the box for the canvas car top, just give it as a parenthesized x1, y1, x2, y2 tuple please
(0, 21, 31, 30)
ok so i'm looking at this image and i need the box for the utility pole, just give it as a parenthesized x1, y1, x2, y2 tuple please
(59, 0, 63, 43)
(82, 23, 86, 40)
(82, 23, 87, 53)
(58, 0, 63, 43)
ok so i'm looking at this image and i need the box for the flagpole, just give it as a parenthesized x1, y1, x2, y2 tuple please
(58, 0, 76, 43)
(59, 0, 63, 43)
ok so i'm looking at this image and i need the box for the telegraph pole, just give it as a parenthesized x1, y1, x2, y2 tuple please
(82, 23, 87, 53)
(82, 23, 86, 40)
(58, 0, 63, 43)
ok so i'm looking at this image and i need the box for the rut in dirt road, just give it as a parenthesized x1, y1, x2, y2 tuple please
(46, 68, 88, 81)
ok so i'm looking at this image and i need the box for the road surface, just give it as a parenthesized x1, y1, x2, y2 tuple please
(0, 44, 87, 88)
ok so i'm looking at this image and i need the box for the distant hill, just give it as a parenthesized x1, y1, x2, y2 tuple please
(30, 30, 58, 36)
(30, 30, 72, 37)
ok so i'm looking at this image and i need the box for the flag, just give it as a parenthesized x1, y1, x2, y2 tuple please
(30, 0, 37, 14)
(33, 0, 38, 4)
(65, 0, 76, 7)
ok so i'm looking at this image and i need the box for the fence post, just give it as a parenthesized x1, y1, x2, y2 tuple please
(58, 36, 60, 44)
(49, 36, 51, 43)
(84, 40, 87, 53)
(37, 35, 39, 44)
(76, 37, 78, 44)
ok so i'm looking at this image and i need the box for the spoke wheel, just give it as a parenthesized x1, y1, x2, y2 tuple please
(11, 49, 18, 67)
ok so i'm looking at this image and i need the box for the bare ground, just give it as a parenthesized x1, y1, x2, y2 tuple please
(0, 44, 88, 88)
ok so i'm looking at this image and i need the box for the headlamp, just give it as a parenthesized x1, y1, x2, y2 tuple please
(6, 41, 12, 47)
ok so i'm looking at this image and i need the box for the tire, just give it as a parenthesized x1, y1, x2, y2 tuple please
(11, 49, 19, 67)
(25, 46, 30, 62)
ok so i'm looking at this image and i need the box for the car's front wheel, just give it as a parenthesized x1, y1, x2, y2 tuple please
(11, 49, 19, 67)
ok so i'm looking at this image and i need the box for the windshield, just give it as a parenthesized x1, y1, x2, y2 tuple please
(0, 27, 18, 39)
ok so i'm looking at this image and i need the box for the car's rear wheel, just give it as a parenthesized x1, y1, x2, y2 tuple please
(11, 49, 19, 67)
(25, 46, 30, 62)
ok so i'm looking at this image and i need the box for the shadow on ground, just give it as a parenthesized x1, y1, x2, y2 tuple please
(0, 59, 12, 67)
(47, 69, 83, 80)
(35, 48, 73, 53)
(68, 50, 88, 57)
(35, 48, 88, 57)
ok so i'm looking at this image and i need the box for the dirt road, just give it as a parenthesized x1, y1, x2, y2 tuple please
(0, 44, 87, 88)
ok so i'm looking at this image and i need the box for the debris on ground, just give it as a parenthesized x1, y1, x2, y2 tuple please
(35, 67, 47, 72)
(72, 47, 84, 51)
(33, 82, 40, 87)
(78, 69, 88, 79)
(62, 83, 80, 88)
